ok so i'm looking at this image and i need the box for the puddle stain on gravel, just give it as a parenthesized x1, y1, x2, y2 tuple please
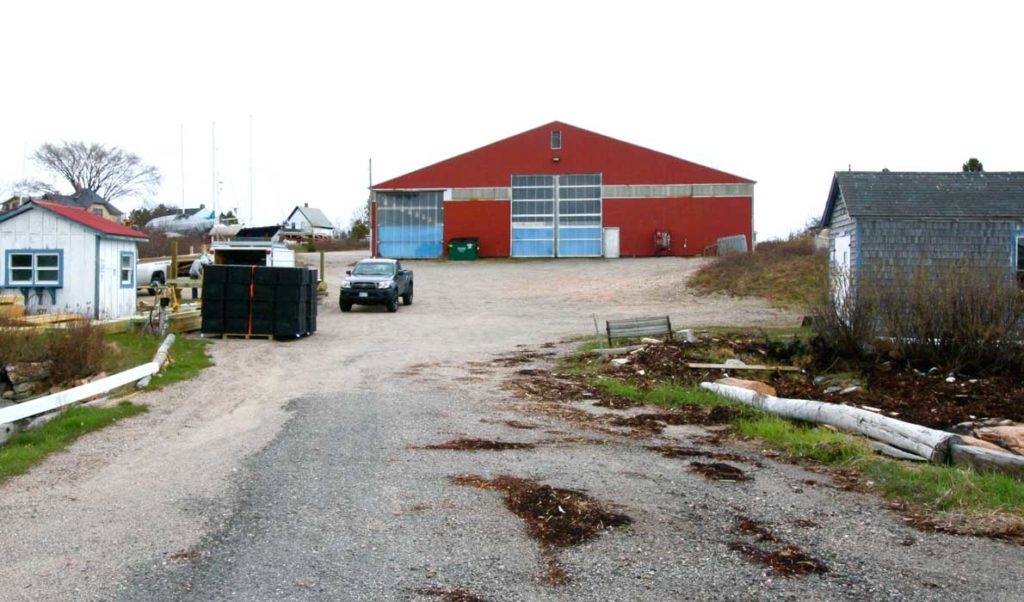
(450, 474, 631, 586)
(689, 462, 751, 482)
(647, 445, 761, 465)
(418, 438, 537, 451)
(415, 587, 488, 602)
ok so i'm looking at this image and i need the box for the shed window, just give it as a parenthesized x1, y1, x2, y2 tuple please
(6, 250, 62, 287)
(551, 130, 562, 150)
(1017, 235, 1024, 278)
(120, 252, 134, 288)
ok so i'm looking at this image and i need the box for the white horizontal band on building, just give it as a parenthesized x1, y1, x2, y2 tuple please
(375, 182, 756, 202)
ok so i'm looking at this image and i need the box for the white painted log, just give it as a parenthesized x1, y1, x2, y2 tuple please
(701, 382, 956, 462)
(136, 334, 175, 389)
(949, 443, 1024, 478)
(0, 362, 158, 428)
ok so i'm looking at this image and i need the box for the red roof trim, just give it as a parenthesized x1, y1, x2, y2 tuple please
(33, 201, 149, 240)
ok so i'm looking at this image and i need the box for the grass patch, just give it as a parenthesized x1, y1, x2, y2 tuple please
(736, 415, 1024, 515)
(689, 236, 827, 310)
(0, 402, 146, 482)
(104, 334, 212, 389)
(593, 380, 733, 409)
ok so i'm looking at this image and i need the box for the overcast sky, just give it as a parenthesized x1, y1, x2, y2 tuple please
(2, 1, 1021, 240)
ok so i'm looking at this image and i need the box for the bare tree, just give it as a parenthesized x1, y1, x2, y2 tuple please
(33, 141, 161, 201)
(7, 178, 57, 197)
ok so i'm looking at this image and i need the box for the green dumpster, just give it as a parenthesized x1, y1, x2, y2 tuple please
(448, 238, 480, 260)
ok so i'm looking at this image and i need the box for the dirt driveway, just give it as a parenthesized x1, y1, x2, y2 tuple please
(2, 252, 1021, 601)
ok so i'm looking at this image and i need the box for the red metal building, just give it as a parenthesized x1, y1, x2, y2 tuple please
(370, 121, 754, 258)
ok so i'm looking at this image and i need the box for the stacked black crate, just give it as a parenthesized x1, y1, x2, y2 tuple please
(225, 266, 254, 334)
(201, 265, 228, 334)
(307, 269, 318, 334)
(274, 267, 308, 338)
(251, 267, 277, 335)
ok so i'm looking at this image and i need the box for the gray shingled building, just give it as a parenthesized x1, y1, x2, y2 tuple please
(820, 171, 1024, 289)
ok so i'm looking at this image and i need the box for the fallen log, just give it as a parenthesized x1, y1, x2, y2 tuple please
(136, 334, 175, 389)
(701, 382, 956, 462)
(702, 381, 1024, 477)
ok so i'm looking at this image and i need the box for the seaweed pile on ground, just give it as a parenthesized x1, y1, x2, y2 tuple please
(773, 368, 1024, 429)
(451, 474, 631, 585)
(418, 438, 536, 451)
(607, 406, 737, 433)
(689, 462, 751, 482)
(647, 445, 760, 465)
(415, 587, 487, 602)
(729, 516, 827, 578)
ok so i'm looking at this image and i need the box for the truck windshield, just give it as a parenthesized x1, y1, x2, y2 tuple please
(353, 262, 395, 276)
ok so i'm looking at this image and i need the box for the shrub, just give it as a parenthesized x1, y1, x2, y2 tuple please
(0, 322, 106, 386)
(812, 262, 1024, 375)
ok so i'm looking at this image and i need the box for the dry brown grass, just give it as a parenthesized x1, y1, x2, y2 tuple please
(689, 236, 827, 310)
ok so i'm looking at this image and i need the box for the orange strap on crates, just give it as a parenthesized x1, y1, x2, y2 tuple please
(247, 265, 256, 337)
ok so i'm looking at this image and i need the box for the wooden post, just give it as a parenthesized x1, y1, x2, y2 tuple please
(171, 240, 179, 284)
(319, 251, 325, 282)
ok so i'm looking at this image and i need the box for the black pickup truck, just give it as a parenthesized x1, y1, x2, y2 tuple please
(339, 258, 413, 312)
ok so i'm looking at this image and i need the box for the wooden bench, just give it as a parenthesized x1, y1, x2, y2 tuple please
(606, 316, 673, 346)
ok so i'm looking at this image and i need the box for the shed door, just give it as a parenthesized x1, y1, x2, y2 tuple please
(831, 233, 851, 305)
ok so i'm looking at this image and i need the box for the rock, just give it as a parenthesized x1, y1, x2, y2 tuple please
(723, 359, 747, 368)
(13, 381, 38, 395)
(975, 425, 1024, 455)
(676, 329, 699, 344)
(945, 376, 956, 383)
(4, 361, 53, 386)
(716, 377, 776, 397)
(610, 358, 629, 367)
(812, 376, 828, 385)
(840, 386, 860, 395)
(823, 386, 842, 394)
(0, 422, 15, 446)
(640, 337, 662, 345)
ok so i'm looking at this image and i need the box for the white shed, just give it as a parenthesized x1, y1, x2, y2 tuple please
(282, 204, 334, 238)
(0, 201, 148, 319)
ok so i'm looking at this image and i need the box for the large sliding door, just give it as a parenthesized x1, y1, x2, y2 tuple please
(511, 174, 602, 257)
(376, 191, 444, 258)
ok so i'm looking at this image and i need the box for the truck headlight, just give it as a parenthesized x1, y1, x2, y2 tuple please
(377, 281, 392, 289)
(342, 280, 352, 289)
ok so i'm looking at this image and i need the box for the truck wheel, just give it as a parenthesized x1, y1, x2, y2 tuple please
(340, 301, 352, 312)
(402, 285, 413, 306)
(386, 297, 399, 313)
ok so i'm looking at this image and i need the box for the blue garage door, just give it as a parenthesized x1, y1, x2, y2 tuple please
(376, 191, 444, 258)
(511, 174, 602, 257)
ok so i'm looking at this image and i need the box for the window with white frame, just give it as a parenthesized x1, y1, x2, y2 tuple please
(120, 252, 134, 287)
(6, 250, 62, 286)
(1017, 235, 1024, 279)
(551, 130, 562, 150)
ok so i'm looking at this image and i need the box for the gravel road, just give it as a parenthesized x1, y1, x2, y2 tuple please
(2, 251, 1022, 601)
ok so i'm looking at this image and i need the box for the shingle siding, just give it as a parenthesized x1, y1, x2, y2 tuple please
(858, 219, 1023, 279)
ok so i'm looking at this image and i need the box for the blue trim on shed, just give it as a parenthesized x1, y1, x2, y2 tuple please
(1012, 229, 1024, 274)
(94, 236, 101, 319)
(4, 248, 64, 288)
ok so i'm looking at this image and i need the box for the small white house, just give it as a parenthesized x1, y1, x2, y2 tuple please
(282, 204, 334, 238)
(0, 201, 148, 319)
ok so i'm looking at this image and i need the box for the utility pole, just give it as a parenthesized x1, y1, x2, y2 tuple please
(211, 122, 217, 217)
(180, 124, 186, 209)
(249, 114, 254, 226)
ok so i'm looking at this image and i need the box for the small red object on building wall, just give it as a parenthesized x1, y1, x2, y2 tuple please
(654, 231, 672, 256)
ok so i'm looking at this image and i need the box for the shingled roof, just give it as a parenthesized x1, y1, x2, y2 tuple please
(822, 171, 1024, 225)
